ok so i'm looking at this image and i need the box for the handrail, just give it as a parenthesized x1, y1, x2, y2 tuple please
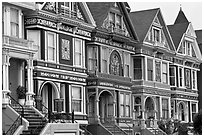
(124, 122, 132, 135)
(5, 115, 22, 135)
(104, 119, 127, 135)
(80, 125, 92, 135)
(7, 93, 24, 118)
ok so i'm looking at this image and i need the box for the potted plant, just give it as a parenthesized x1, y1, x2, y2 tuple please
(16, 85, 26, 105)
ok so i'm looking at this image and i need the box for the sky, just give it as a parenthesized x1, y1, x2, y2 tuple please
(128, 0, 202, 30)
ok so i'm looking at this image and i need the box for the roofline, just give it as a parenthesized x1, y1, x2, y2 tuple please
(120, 2, 139, 41)
(142, 8, 159, 43)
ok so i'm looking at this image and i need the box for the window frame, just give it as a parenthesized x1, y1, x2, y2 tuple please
(162, 62, 168, 84)
(169, 66, 176, 86)
(185, 69, 191, 88)
(178, 67, 184, 87)
(155, 60, 161, 82)
(88, 46, 98, 71)
(162, 98, 169, 119)
(47, 31, 56, 62)
(124, 53, 130, 77)
(74, 38, 84, 67)
(152, 27, 161, 43)
(71, 85, 83, 114)
(134, 58, 143, 80)
(147, 58, 153, 81)
(10, 7, 19, 37)
(101, 47, 108, 73)
(192, 70, 197, 90)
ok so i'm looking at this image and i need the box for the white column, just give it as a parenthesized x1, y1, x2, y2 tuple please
(141, 95, 146, 129)
(2, 50, 10, 107)
(159, 97, 162, 119)
(168, 97, 171, 119)
(25, 58, 35, 106)
(95, 87, 100, 124)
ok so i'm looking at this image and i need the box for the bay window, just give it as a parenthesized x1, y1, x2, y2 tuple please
(147, 59, 153, 81)
(169, 66, 176, 86)
(88, 46, 97, 71)
(10, 8, 19, 37)
(134, 58, 142, 79)
(162, 63, 168, 84)
(192, 70, 196, 89)
(101, 47, 108, 73)
(185, 69, 191, 88)
(155, 61, 161, 82)
(71, 86, 82, 112)
(124, 53, 130, 77)
(179, 67, 184, 87)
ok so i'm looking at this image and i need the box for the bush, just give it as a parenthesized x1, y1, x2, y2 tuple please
(16, 86, 26, 99)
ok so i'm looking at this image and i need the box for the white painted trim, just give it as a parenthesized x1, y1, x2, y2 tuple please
(25, 25, 91, 40)
(81, 2, 96, 27)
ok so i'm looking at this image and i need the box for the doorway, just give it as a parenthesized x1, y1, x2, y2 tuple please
(99, 91, 114, 123)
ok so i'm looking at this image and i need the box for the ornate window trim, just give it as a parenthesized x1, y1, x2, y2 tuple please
(109, 51, 122, 76)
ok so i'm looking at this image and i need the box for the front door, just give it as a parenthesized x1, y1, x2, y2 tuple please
(99, 91, 114, 123)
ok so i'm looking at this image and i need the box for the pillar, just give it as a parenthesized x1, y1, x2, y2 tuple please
(25, 58, 35, 106)
(95, 87, 100, 124)
(2, 49, 10, 107)
(140, 95, 146, 129)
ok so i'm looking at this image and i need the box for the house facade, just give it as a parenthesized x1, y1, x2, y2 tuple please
(129, 8, 176, 130)
(2, 2, 201, 135)
(168, 9, 202, 123)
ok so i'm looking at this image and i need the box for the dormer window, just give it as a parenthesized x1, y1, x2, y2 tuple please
(109, 12, 123, 32)
(179, 40, 192, 56)
(61, 2, 77, 17)
(153, 27, 161, 42)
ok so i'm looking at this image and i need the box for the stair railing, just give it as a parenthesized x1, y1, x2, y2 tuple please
(7, 93, 24, 117)
(79, 125, 92, 135)
(5, 115, 22, 135)
(6, 93, 24, 135)
(104, 119, 127, 135)
(124, 122, 132, 135)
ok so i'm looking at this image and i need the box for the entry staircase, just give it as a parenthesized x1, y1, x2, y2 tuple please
(12, 105, 47, 135)
(102, 122, 128, 135)
(146, 127, 167, 135)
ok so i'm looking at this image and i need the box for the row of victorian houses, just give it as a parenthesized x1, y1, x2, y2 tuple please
(2, 2, 202, 135)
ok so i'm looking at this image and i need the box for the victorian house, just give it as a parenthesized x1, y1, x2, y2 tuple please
(2, 2, 95, 135)
(85, 2, 138, 135)
(2, 2, 37, 134)
(167, 9, 202, 123)
(129, 8, 176, 133)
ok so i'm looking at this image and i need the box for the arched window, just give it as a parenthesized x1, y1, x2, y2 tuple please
(109, 51, 121, 76)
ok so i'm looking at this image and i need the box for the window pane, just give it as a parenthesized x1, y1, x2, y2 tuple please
(120, 94, 124, 104)
(185, 69, 190, 88)
(47, 33, 55, 61)
(155, 61, 161, 82)
(72, 86, 82, 112)
(74, 39, 82, 66)
(147, 59, 153, 81)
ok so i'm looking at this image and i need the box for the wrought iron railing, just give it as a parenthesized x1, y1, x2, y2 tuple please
(124, 122, 132, 135)
(6, 93, 24, 135)
(5, 115, 22, 135)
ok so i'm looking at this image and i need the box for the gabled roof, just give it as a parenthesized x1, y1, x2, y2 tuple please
(87, 2, 114, 27)
(167, 23, 189, 49)
(87, 2, 138, 40)
(174, 8, 189, 24)
(195, 30, 202, 53)
(129, 8, 159, 42)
